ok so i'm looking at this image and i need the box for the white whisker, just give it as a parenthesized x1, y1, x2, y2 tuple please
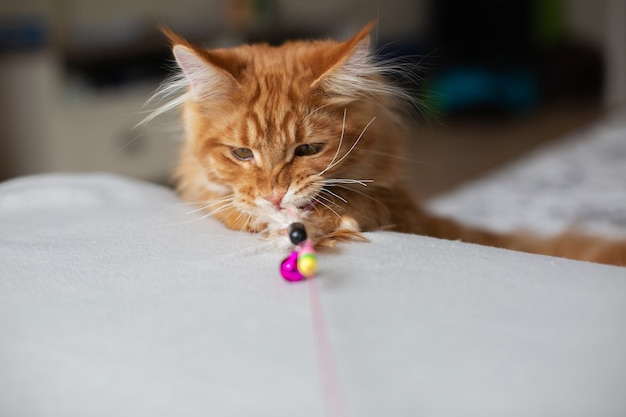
(199, 202, 238, 219)
(316, 192, 343, 208)
(241, 213, 254, 232)
(331, 184, 387, 209)
(303, 102, 335, 122)
(320, 108, 347, 176)
(319, 116, 376, 175)
(319, 188, 347, 204)
(231, 209, 252, 232)
(313, 197, 342, 220)
(185, 195, 234, 214)
(323, 178, 373, 187)
(158, 204, 237, 228)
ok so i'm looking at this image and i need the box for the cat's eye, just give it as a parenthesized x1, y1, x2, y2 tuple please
(294, 143, 323, 157)
(232, 147, 254, 161)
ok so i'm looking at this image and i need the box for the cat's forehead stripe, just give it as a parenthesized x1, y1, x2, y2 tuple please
(239, 115, 250, 147)
(237, 80, 305, 146)
(244, 111, 263, 146)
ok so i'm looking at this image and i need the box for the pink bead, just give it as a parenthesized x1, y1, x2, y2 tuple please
(299, 241, 315, 255)
(280, 251, 304, 282)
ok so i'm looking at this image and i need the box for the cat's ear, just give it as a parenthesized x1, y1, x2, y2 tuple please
(163, 29, 242, 102)
(311, 21, 376, 90)
(173, 45, 241, 102)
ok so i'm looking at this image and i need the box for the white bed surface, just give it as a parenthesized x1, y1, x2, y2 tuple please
(1, 173, 625, 417)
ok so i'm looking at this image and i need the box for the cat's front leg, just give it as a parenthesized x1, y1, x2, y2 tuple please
(303, 212, 365, 246)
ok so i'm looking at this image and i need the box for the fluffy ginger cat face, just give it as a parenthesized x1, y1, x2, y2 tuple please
(156, 23, 415, 244)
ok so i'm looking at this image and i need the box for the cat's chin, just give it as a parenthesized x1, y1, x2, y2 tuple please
(258, 206, 306, 230)
(259, 219, 304, 250)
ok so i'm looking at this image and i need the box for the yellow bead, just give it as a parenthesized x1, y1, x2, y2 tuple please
(298, 253, 317, 277)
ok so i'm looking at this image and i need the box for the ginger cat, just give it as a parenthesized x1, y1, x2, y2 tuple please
(147, 22, 626, 266)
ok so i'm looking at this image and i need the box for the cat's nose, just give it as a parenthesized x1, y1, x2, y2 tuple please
(263, 191, 286, 209)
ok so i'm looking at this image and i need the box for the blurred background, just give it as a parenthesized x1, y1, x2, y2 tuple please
(1, 0, 624, 197)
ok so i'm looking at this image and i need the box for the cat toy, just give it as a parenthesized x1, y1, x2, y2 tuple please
(280, 222, 317, 282)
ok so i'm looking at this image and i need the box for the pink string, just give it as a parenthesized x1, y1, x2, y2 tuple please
(307, 277, 351, 417)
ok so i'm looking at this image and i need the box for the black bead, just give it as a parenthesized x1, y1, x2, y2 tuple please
(288, 222, 307, 244)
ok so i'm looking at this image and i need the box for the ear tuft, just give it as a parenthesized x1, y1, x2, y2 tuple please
(172, 45, 238, 102)
(310, 21, 411, 105)
(311, 21, 375, 87)
(331, 32, 372, 84)
(310, 21, 406, 102)
(340, 20, 376, 70)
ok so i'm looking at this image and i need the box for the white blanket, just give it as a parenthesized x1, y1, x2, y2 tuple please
(428, 107, 626, 238)
(1, 109, 626, 416)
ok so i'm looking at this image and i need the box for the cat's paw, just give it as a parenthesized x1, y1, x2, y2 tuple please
(311, 215, 368, 247)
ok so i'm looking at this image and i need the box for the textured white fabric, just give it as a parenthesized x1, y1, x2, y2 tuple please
(3, 105, 626, 416)
(1, 171, 625, 417)
(428, 107, 626, 238)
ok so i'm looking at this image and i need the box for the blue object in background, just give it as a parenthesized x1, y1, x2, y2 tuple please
(425, 66, 539, 115)
(0, 16, 47, 52)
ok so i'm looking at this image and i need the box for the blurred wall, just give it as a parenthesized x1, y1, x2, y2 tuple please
(0, 0, 430, 182)
(0, 0, 620, 182)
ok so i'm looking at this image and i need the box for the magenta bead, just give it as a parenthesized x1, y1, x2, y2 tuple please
(280, 251, 305, 282)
